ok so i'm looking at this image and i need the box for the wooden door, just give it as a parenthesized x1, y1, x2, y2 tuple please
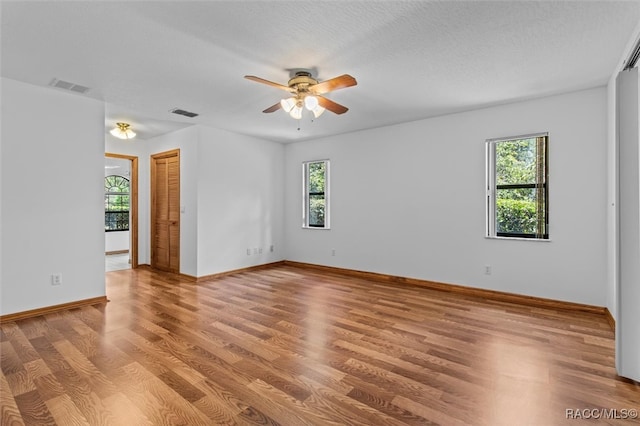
(151, 149, 180, 273)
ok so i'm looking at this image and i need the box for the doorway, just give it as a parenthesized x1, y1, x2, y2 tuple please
(105, 153, 139, 270)
(151, 149, 180, 273)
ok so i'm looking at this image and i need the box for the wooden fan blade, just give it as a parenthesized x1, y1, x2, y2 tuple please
(244, 75, 293, 92)
(317, 96, 348, 114)
(262, 102, 282, 113)
(310, 74, 357, 95)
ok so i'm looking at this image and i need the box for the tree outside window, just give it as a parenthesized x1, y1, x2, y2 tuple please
(303, 160, 329, 229)
(487, 135, 548, 239)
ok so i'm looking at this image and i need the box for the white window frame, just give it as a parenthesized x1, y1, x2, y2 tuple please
(486, 132, 549, 241)
(302, 159, 330, 229)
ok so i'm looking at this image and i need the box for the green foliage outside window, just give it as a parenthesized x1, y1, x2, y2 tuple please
(496, 139, 536, 188)
(308, 162, 326, 227)
(494, 137, 547, 237)
(496, 198, 537, 234)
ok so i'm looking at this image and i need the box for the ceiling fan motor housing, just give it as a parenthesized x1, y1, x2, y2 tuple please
(288, 71, 318, 93)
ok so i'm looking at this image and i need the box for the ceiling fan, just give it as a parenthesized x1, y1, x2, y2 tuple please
(244, 71, 357, 119)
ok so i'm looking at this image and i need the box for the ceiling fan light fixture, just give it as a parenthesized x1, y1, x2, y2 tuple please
(280, 97, 296, 113)
(289, 105, 303, 120)
(311, 105, 326, 118)
(304, 95, 319, 110)
(110, 122, 136, 140)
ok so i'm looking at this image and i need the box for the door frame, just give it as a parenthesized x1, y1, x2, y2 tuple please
(150, 149, 180, 273)
(105, 152, 139, 269)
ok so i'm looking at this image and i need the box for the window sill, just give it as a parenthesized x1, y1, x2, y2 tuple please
(302, 226, 331, 230)
(485, 236, 551, 242)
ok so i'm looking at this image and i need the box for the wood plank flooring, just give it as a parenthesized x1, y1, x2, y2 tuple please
(1, 265, 639, 425)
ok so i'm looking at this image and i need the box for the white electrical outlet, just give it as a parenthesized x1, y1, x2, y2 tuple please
(247, 248, 251, 256)
(331, 249, 336, 256)
(270, 245, 274, 252)
(259, 248, 263, 254)
(253, 248, 258, 255)
(51, 274, 62, 286)
(485, 265, 492, 275)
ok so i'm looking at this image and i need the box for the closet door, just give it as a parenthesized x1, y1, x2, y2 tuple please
(151, 149, 180, 273)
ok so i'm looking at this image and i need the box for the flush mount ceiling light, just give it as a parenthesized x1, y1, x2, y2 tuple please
(244, 71, 357, 120)
(110, 122, 136, 140)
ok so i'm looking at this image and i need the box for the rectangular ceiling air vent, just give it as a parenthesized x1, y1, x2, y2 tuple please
(49, 78, 91, 94)
(170, 108, 199, 118)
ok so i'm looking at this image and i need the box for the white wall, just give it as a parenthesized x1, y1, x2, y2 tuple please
(196, 126, 284, 277)
(107, 125, 284, 278)
(105, 231, 129, 253)
(1, 78, 105, 315)
(285, 88, 608, 306)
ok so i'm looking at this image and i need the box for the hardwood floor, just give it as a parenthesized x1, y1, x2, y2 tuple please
(2, 265, 639, 425)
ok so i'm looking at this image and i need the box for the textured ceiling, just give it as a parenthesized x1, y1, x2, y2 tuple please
(2, 1, 640, 143)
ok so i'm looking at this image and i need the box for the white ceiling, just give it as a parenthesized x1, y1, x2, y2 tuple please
(2, 1, 640, 143)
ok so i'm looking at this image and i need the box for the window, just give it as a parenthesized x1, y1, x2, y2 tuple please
(105, 175, 130, 232)
(303, 160, 329, 228)
(486, 133, 548, 239)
